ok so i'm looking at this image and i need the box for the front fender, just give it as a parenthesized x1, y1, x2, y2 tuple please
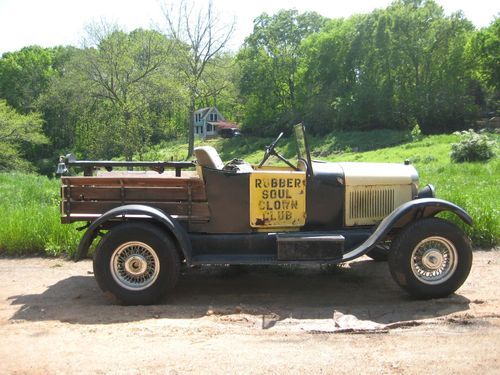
(342, 198, 472, 262)
(74, 204, 192, 262)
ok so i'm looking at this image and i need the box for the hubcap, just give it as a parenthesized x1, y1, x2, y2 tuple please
(110, 242, 160, 291)
(421, 250, 444, 270)
(124, 255, 148, 275)
(411, 236, 458, 285)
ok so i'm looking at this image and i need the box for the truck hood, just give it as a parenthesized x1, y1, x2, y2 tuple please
(312, 160, 418, 186)
(339, 162, 418, 186)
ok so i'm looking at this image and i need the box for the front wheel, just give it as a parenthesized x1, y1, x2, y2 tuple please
(93, 222, 180, 305)
(388, 218, 472, 299)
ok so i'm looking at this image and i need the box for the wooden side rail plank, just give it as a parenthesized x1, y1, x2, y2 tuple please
(63, 201, 210, 217)
(63, 185, 207, 202)
(61, 176, 203, 188)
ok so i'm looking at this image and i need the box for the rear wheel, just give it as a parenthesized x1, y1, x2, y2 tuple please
(388, 218, 472, 299)
(93, 222, 180, 305)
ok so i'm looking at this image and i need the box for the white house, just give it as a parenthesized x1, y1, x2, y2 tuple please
(194, 106, 239, 138)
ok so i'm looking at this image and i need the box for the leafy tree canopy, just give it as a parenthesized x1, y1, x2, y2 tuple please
(0, 100, 47, 171)
(238, 9, 326, 135)
(0, 46, 56, 113)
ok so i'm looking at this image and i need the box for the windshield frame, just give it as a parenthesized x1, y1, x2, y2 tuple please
(294, 123, 313, 176)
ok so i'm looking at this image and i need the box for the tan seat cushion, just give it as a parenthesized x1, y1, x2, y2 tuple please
(194, 146, 224, 169)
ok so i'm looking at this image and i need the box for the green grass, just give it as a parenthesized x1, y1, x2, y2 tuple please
(0, 173, 81, 256)
(0, 131, 497, 257)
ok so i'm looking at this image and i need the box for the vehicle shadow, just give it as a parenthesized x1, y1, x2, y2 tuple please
(8, 259, 470, 326)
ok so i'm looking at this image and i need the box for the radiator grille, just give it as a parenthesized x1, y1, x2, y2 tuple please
(345, 186, 405, 226)
(349, 188, 395, 219)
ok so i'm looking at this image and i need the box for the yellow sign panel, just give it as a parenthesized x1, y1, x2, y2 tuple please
(250, 171, 306, 228)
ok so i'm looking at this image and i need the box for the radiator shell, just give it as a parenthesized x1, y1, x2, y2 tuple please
(345, 184, 412, 226)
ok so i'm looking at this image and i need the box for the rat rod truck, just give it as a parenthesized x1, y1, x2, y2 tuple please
(59, 124, 473, 305)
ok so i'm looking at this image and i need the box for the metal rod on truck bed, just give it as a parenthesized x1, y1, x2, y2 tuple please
(63, 155, 195, 177)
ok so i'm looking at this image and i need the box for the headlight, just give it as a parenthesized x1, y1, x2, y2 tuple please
(417, 184, 436, 199)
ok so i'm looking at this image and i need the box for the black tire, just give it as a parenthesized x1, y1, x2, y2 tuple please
(366, 244, 390, 262)
(93, 222, 180, 305)
(388, 218, 472, 299)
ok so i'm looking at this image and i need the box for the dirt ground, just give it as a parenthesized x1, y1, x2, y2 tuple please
(0, 249, 499, 374)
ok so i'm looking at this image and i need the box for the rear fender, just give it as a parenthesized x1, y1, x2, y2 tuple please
(342, 198, 472, 262)
(74, 204, 192, 262)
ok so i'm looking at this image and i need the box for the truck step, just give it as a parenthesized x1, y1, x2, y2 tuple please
(276, 233, 345, 261)
(191, 254, 277, 265)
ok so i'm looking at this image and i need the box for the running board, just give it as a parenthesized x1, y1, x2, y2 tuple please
(190, 254, 350, 266)
(276, 233, 344, 261)
(191, 254, 276, 265)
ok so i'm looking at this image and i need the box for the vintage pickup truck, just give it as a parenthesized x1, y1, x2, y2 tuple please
(59, 124, 473, 305)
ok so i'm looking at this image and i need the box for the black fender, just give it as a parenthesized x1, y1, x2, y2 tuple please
(342, 198, 473, 262)
(74, 204, 192, 263)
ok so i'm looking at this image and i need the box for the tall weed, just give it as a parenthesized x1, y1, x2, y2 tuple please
(0, 173, 81, 256)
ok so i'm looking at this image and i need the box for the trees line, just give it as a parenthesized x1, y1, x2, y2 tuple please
(0, 0, 497, 173)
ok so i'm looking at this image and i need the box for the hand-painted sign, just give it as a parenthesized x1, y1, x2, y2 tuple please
(250, 171, 306, 228)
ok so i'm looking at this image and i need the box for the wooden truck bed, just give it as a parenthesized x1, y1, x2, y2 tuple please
(60, 172, 209, 224)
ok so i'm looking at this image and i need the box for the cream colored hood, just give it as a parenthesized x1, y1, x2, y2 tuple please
(339, 162, 418, 186)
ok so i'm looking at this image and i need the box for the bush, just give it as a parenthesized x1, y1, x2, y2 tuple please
(450, 130, 497, 163)
(410, 123, 422, 142)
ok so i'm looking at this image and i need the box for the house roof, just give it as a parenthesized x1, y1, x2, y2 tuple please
(194, 107, 228, 122)
(208, 121, 240, 129)
(194, 107, 212, 118)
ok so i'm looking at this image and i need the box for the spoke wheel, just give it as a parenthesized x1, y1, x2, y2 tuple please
(389, 218, 472, 299)
(410, 236, 457, 285)
(93, 222, 180, 305)
(111, 241, 160, 291)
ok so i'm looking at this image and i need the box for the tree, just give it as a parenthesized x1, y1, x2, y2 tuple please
(238, 10, 325, 135)
(196, 53, 241, 121)
(467, 18, 500, 112)
(35, 46, 82, 153)
(162, 0, 235, 157)
(387, 0, 476, 132)
(0, 46, 73, 173)
(297, 0, 478, 134)
(299, 16, 369, 133)
(74, 25, 176, 160)
(0, 46, 55, 113)
(0, 100, 47, 171)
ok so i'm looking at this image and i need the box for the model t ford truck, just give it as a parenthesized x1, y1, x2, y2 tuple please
(59, 124, 473, 305)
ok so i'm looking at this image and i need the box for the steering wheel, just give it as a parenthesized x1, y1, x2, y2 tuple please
(259, 132, 284, 167)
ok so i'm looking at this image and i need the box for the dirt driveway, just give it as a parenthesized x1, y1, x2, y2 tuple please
(1, 250, 499, 374)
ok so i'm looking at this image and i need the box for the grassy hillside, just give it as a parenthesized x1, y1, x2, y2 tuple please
(0, 131, 497, 257)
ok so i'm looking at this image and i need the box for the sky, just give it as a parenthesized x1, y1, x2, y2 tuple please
(0, 0, 498, 54)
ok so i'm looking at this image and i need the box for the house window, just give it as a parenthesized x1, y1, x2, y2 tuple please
(213, 113, 217, 121)
(207, 124, 212, 132)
